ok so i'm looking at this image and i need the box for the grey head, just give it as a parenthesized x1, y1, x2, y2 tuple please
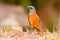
(27, 6, 36, 14)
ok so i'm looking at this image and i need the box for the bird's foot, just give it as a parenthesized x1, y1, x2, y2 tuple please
(38, 31, 45, 36)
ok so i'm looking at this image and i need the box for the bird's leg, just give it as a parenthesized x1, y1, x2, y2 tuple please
(32, 27, 38, 34)
(32, 27, 44, 36)
(37, 28, 44, 36)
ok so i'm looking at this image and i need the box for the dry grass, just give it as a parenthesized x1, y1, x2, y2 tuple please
(0, 26, 60, 40)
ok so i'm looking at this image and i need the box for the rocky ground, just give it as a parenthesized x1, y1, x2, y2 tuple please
(0, 26, 60, 40)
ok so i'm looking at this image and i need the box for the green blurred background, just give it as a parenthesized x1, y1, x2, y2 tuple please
(1, 0, 60, 32)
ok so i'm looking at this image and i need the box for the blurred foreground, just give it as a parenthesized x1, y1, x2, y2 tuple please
(0, 25, 60, 40)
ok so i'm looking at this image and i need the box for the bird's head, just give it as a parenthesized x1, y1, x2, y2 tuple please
(27, 6, 36, 14)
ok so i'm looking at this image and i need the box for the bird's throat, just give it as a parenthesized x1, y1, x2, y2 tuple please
(29, 11, 36, 14)
(29, 9, 36, 14)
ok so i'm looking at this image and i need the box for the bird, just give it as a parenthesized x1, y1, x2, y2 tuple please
(27, 6, 44, 35)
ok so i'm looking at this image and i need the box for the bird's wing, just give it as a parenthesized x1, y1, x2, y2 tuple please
(28, 13, 41, 27)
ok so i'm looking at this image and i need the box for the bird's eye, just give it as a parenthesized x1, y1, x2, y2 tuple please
(30, 8, 33, 9)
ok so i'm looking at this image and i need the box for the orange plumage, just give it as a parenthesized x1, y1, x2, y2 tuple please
(28, 13, 40, 28)
(28, 12, 44, 35)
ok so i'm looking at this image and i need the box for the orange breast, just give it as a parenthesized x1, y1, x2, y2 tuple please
(28, 13, 41, 28)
